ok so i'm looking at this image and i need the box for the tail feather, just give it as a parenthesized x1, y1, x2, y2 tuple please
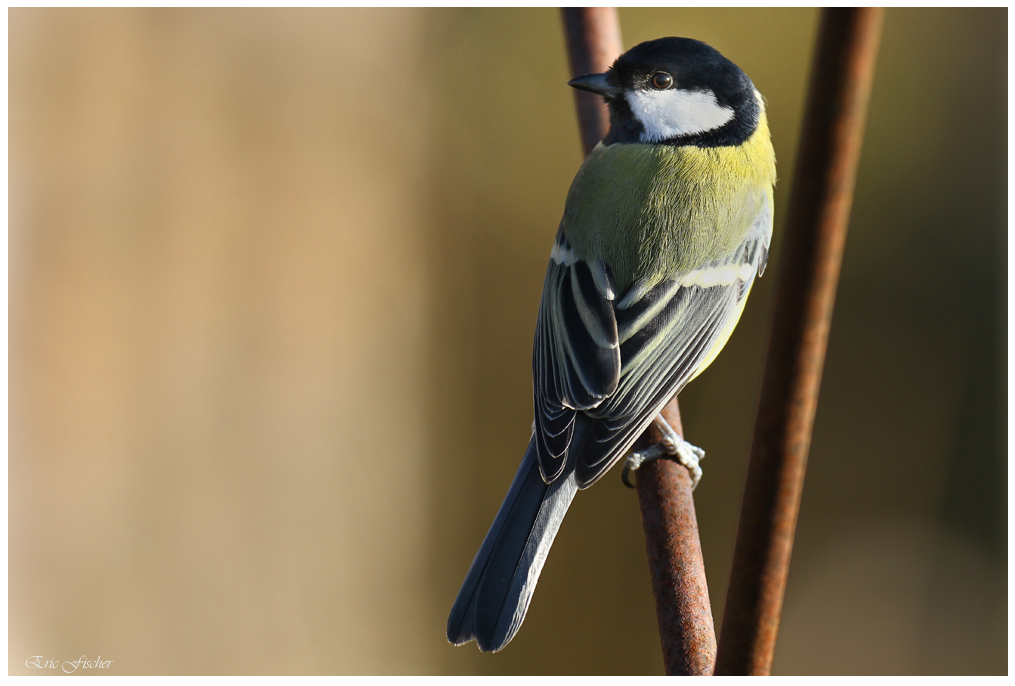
(447, 436, 578, 652)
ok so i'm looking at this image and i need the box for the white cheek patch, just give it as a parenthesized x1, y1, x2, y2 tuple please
(625, 88, 734, 142)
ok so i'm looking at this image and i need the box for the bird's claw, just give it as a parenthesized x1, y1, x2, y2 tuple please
(622, 416, 705, 490)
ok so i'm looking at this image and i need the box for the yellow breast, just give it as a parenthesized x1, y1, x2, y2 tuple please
(560, 110, 776, 290)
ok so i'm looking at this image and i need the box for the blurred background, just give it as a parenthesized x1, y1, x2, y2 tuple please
(9, 8, 1006, 675)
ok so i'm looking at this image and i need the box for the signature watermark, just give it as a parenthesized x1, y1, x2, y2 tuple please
(26, 655, 113, 673)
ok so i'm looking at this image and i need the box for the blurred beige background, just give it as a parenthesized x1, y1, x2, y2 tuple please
(9, 8, 1006, 675)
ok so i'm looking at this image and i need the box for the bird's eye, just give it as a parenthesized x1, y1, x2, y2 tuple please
(650, 72, 673, 90)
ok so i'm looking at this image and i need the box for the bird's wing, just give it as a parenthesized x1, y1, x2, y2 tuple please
(533, 194, 772, 488)
(532, 229, 621, 482)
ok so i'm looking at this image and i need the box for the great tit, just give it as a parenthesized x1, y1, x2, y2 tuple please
(447, 37, 776, 653)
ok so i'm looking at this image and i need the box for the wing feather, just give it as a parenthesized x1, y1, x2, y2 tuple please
(533, 232, 620, 480)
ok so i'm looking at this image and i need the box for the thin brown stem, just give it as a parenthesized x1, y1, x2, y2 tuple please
(561, 8, 622, 157)
(632, 404, 717, 675)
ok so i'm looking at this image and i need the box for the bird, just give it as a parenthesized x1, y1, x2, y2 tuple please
(447, 36, 776, 653)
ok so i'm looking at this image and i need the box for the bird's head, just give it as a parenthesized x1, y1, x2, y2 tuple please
(569, 37, 760, 148)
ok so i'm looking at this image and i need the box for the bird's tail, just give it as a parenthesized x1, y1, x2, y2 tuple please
(446, 436, 578, 652)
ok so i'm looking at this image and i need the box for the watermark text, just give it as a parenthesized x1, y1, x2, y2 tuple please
(26, 655, 113, 673)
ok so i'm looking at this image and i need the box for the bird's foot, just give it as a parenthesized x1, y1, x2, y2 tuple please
(622, 415, 705, 490)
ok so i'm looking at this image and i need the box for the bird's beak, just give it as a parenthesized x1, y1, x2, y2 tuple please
(568, 73, 622, 99)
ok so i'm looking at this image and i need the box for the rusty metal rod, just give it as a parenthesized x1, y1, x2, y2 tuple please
(633, 404, 717, 675)
(714, 8, 884, 676)
(561, 7, 622, 158)
(561, 8, 716, 676)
